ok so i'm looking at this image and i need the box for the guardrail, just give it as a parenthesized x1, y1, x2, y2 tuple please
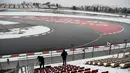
(0, 43, 129, 59)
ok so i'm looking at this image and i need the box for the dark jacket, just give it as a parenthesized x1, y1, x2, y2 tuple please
(61, 50, 68, 60)
(37, 56, 45, 64)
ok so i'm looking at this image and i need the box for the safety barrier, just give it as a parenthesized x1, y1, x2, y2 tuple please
(0, 43, 129, 59)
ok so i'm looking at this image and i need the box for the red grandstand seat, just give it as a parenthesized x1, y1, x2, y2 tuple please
(73, 67, 78, 70)
(54, 71, 60, 73)
(71, 70, 77, 73)
(39, 69, 45, 73)
(78, 69, 84, 72)
(79, 67, 85, 69)
(61, 70, 66, 73)
(34, 69, 38, 73)
(84, 70, 91, 73)
(85, 68, 91, 71)
(101, 71, 109, 73)
(76, 66, 80, 68)
(91, 69, 98, 73)
(67, 68, 72, 71)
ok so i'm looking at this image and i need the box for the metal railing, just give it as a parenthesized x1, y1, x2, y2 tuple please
(0, 44, 130, 73)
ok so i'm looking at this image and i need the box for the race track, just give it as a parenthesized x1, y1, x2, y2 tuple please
(0, 12, 130, 55)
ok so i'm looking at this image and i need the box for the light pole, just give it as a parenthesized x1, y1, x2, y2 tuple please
(71, 44, 75, 60)
(109, 44, 112, 55)
(107, 42, 112, 55)
(0, 62, 2, 70)
(82, 49, 85, 59)
(51, 50, 52, 64)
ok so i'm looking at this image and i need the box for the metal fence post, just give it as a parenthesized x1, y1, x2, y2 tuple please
(51, 51, 52, 64)
(0, 62, 2, 70)
(123, 39, 127, 57)
(25, 54, 29, 73)
(83, 49, 85, 59)
(109, 44, 112, 55)
(71, 44, 75, 60)
(92, 47, 94, 57)
(72, 48, 74, 60)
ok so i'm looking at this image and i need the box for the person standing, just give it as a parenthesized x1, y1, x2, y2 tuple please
(61, 50, 68, 65)
(37, 56, 45, 68)
(7, 58, 10, 64)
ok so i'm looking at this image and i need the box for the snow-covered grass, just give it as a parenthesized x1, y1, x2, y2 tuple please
(0, 25, 51, 39)
(0, 20, 19, 25)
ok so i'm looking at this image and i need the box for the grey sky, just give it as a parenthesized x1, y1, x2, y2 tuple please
(0, 0, 130, 7)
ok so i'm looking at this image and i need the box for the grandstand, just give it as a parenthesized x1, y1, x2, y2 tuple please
(0, 0, 130, 73)
(0, 2, 58, 9)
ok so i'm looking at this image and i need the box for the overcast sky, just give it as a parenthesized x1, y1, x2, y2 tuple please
(0, 0, 130, 7)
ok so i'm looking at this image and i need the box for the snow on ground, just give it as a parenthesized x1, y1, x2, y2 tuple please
(58, 9, 121, 17)
(0, 12, 130, 24)
(0, 20, 19, 25)
(29, 8, 121, 16)
(0, 25, 51, 39)
(127, 16, 130, 18)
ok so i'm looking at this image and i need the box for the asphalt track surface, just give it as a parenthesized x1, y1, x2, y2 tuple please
(0, 15, 130, 55)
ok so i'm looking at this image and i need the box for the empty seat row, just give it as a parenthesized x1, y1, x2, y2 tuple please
(86, 56, 130, 68)
(120, 62, 130, 69)
(0, 3, 37, 9)
(34, 64, 108, 73)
